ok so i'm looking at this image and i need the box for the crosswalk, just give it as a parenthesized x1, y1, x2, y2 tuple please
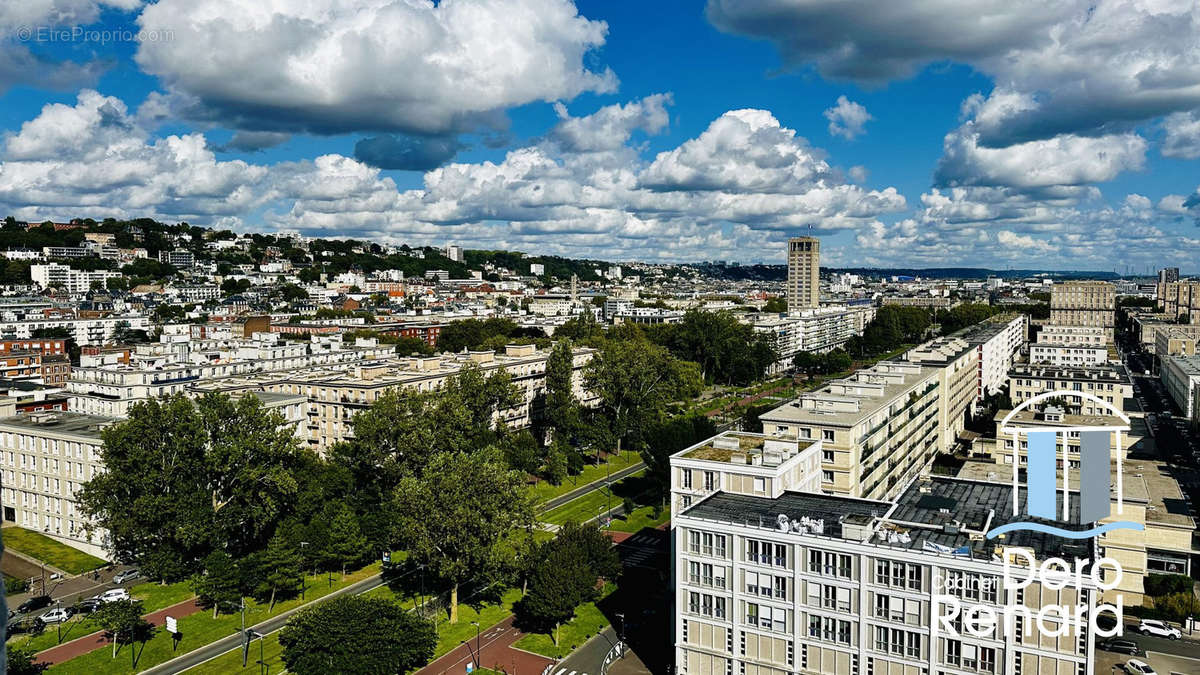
(617, 531, 664, 568)
(621, 532, 661, 546)
(550, 668, 591, 675)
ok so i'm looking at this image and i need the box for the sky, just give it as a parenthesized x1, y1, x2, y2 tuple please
(2, 1, 1200, 271)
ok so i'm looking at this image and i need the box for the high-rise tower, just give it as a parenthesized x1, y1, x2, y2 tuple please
(786, 236, 819, 312)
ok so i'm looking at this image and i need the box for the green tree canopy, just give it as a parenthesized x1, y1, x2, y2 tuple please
(390, 449, 532, 623)
(279, 595, 435, 675)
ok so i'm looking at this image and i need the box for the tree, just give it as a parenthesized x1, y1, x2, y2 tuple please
(762, 296, 787, 313)
(279, 595, 435, 675)
(501, 430, 543, 474)
(516, 544, 593, 645)
(391, 450, 532, 623)
(191, 550, 243, 618)
(543, 339, 581, 439)
(5, 647, 48, 675)
(76, 393, 307, 581)
(323, 503, 367, 578)
(515, 523, 617, 645)
(254, 530, 303, 609)
(585, 338, 702, 454)
(93, 599, 156, 664)
(640, 414, 717, 501)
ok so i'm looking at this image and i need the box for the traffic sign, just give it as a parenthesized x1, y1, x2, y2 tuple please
(165, 616, 177, 634)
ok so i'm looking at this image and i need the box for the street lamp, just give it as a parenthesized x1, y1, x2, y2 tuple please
(55, 598, 62, 644)
(472, 620, 481, 666)
(299, 541, 310, 600)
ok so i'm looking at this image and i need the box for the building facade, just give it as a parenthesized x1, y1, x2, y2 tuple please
(1048, 282, 1114, 343)
(1161, 355, 1200, 423)
(786, 237, 820, 313)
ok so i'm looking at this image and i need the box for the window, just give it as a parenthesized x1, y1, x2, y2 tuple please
(682, 469, 692, 489)
(822, 470, 835, 483)
(689, 531, 700, 554)
(689, 561, 700, 585)
(773, 576, 786, 599)
(822, 450, 835, 463)
(822, 429, 835, 441)
(704, 471, 716, 491)
(715, 535, 726, 558)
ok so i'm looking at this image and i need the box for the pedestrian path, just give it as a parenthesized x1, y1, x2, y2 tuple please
(414, 615, 553, 675)
(34, 596, 203, 666)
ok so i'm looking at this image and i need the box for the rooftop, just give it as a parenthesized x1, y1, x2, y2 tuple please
(760, 362, 937, 427)
(677, 431, 814, 466)
(683, 490, 889, 540)
(0, 411, 117, 438)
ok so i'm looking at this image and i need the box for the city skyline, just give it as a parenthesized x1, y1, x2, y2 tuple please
(0, 2, 1198, 271)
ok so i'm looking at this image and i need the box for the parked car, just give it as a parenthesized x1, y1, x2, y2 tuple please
(1124, 659, 1157, 675)
(7, 617, 44, 635)
(112, 568, 140, 584)
(39, 607, 73, 624)
(74, 598, 103, 614)
(17, 595, 52, 614)
(1097, 638, 1142, 655)
(96, 588, 129, 603)
(1137, 619, 1181, 639)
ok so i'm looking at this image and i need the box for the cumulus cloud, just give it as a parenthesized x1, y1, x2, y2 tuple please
(0, 90, 269, 222)
(824, 96, 871, 140)
(212, 131, 291, 153)
(550, 94, 672, 152)
(0, 92, 908, 261)
(707, 1, 1200, 145)
(1163, 110, 1200, 159)
(134, 0, 616, 136)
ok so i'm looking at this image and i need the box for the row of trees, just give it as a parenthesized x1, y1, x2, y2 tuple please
(515, 522, 620, 645)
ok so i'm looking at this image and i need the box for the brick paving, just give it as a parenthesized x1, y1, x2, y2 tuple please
(414, 615, 554, 675)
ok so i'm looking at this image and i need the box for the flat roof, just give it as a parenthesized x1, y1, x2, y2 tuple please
(683, 490, 889, 540)
(0, 411, 117, 438)
(760, 363, 937, 427)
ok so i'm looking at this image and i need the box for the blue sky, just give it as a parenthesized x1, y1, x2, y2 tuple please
(2, 1, 1199, 271)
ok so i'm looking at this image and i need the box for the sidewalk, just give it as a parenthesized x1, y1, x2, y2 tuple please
(414, 615, 553, 675)
(35, 596, 203, 666)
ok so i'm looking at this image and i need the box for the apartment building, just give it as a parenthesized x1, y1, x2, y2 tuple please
(29, 263, 121, 293)
(758, 362, 942, 501)
(786, 237, 820, 313)
(1007, 364, 1131, 416)
(669, 431, 823, 517)
(1153, 325, 1200, 361)
(1161, 355, 1200, 423)
(1032, 325, 1107, 347)
(191, 343, 598, 451)
(673, 475, 1096, 675)
(0, 392, 309, 558)
(960, 315, 1028, 398)
(68, 334, 394, 417)
(0, 316, 151, 347)
(751, 305, 875, 370)
(158, 249, 195, 268)
(0, 338, 66, 357)
(1156, 280, 1200, 324)
(902, 337, 979, 452)
(880, 296, 954, 309)
(1028, 343, 1108, 367)
(1048, 281, 1114, 343)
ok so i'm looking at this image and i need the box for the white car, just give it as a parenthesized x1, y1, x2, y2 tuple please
(1137, 619, 1181, 639)
(39, 607, 73, 624)
(95, 588, 130, 604)
(1124, 658, 1157, 675)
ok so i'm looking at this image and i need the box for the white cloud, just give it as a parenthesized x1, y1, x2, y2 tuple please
(550, 94, 672, 152)
(134, 0, 616, 135)
(1163, 110, 1200, 159)
(823, 96, 871, 140)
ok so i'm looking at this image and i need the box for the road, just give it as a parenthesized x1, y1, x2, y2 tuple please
(139, 572, 386, 675)
(539, 460, 646, 512)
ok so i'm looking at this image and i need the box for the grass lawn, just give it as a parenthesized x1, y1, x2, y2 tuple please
(184, 631, 284, 675)
(47, 563, 382, 674)
(512, 584, 614, 659)
(529, 451, 642, 507)
(541, 471, 650, 526)
(432, 588, 522, 658)
(1, 527, 107, 575)
(604, 505, 669, 533)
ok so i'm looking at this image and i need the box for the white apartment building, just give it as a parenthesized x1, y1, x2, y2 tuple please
(751, 305, 874, 371)
(902, 337, 979, 452)
(1048, 281, 1114, 343)
(0, 316, 152, 347)
(673, 475, 1096, 675)
(1034, 325, 1107, 347)
(68, 334, 394, 417)
(758, 362, 943, 501)
(0, 412, 113, 557)
(961, 315, 1028, 398)
(1028, 343, 1108, 367)
(190, 343, 598, 451)
(1007, 364, 1132, 416)
(0, 392, 309, 558)
(30, 263, 121, 293)
(669, 431, 823, 517)
(1161, 355, 1200, 423)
